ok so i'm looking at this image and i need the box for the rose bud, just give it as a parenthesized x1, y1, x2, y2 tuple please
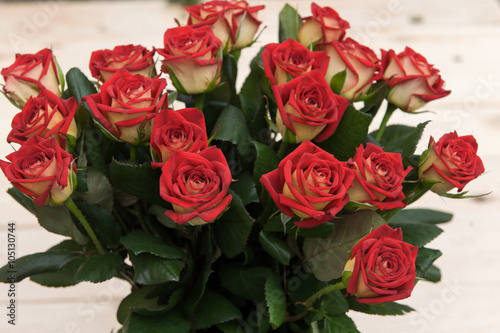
(298, 3, 350, 47)
(159, 146, 232, 225)
(150, 108, 208, 168)
(186, 0, 265, 52)
(272, 70, 349, 143)
(7, 89, 78, 151)
(83, 70, 167, 144)
(262, 39, 329, 86)
(157, 25, 222, 95)
(89, 44, 155, 82)
(347, 143, 411, 210)
(0, 136, 77, 207)
(1, 48, 61, 108)
(318, 38, 382, 100)
(343, 224, 418, 303)
(260, 141, 354, 228)
(418, 131, 485, 194)
(382, 47, 451, 112)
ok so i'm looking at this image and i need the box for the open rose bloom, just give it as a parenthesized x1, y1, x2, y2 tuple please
(418, 131, 485, 194)
(262, 39, 329, 86)
(298, 2, 349, 47)
(84, 70, 167, 144)
(159, 146, 232, 225)
(0, 136, 77, 207)
(382, 47, 451, 112)
(319, 37, 382, 100)
(272, 70, 349, 143)
(158, 25, 222, 95)
(1, 48, 61, 108)
(260, 141, 354, 228)
(344, 224, 418, 303)
(89, 44, 155, 82)
(8, 89, 77, 150)
(150, 108, 208, 168)
(186, 0, 265, 52)
(347, 143, 411, 210)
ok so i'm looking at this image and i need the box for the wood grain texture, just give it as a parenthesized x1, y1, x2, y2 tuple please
(0, 1, 498, 332)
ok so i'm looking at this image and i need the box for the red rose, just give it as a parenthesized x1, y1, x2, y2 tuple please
(318, 37, 381, 100)
(186, 0, 264, 52)
(343, 224, 418, 303)
(84, 70, 167, 144)
(298, 3, 349, 47)
(0, 136, 77, 207)
(1, 48, 61, 107)
(381, 47, 451, 112)
(262, 39, 329, 86)
(157, 25, 222, 95)
(150, 108, 208, 168)
(272, 70, 349, 143)
(347, 143, 411, 210)
(89, 44, 155, 82)
(159, 147, 232, 225)
(418, 131, 485, 194)
(260, 141, 354, 228)
(8, 88, 78, 150)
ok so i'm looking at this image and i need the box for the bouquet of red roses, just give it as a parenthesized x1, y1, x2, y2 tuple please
(0, 1, 485, 332)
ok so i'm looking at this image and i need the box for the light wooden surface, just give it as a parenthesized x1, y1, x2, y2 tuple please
(0, 0, 499, 332)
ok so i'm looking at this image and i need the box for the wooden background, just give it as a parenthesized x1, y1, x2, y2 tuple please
(0, 0, 499, 332)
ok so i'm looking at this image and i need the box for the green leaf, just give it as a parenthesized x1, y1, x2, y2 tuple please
(259, 231, 292, 265)
(183, 260, 213, 318)
(148, 205, 180, 230)
(346, 297, 415, 316)
(358, 81, 388, 117)
(66, 67, 97, 102)
(264, 214, 335, 238)
(330, 69, 347, 95)
(75, 201, 121, 249)
(372, 122, 429, 163)
(303, 211, 386, 281)
(7, 187, 35, 215)
(117, 286, 161, 324)
(318, 105, 373, 161)
(122, 309, 190, 333)
(74, 252, 123, 283)
(218, 264, 271, 302)
(416, 247, 442, 278)
(265, 273, 287, 329)
(110, 159, 164, 206)
(30, 255, 86, 287)
(253, 141, 279, 192)
(438, 190, 491, 199)
(121, 230, 186, 259)
(84, 124, 123, 176)
(388, 222, 443, 248)
(389, 208, 453, 224)
(323, 313, 360, 333)
(0, 251, 81, 282)
(73, 167, 114, 212)
(279, 4, 302, 43)
(192, 290, 242, 330)
(34, 204, 88, 244)
(129, 253, 184, 285)
(420, 264, 441, 283)
(211, 105, 253, 162)
(320, 291, 349, 316)
(213, 190, 255, 258)
(230, 172, 259, 205)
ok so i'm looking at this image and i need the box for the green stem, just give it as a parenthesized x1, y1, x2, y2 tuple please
(374, 103, 397, 142)
(311, 321, 320, 333)
(277, 140, 289, 160)
(113, 207, 130, 234)
(193, 93, 206, 111)
(303, 281, 346, 309)
(129, 144, 138, 162)
(65, 197, 105, 254)
(131, 202, 151, 234)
